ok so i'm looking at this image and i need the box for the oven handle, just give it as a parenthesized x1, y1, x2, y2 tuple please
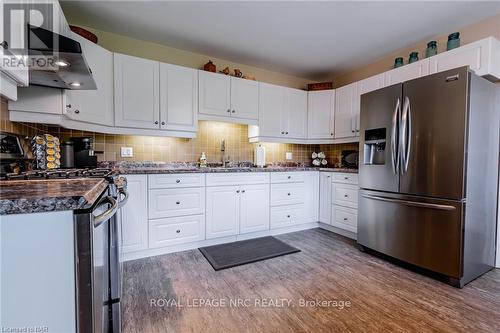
(117, 187, 129, 208)
(93, 196, 118, 227)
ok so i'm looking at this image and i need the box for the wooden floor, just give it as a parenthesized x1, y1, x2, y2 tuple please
(122, 228, 500, 333)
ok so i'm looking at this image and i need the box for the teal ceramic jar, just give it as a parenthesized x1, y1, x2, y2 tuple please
(408, 52, 419, 64)
(394, 57, 404, 68)
(447, 32, 460, 50)
(425, 41, 437, 58)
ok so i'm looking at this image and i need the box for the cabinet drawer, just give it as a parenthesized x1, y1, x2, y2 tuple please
(206, 172, 270, 186)
(148, 173, 205, 189)
(271, 183, 305, 206)
(149, 215, 205, 248)
(331, 206, 357, 233)
(332, 173, 358, 185)
(332, 184, 358, 209)
(148, 187, 205, 219)
(270, 172, 305, 183)
(270, 205, 305, 229)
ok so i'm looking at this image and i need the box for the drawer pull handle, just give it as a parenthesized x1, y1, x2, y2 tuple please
(287, 215, 291, 218)
(343, 217, 348, 221)
(344, 177, 349, 180)
(344, 194, 348, 198)
(176, 179, 181, 183)
(287, 176, 291, 179)
(176, 201, 180, 205)
(241, 190, 246, 193)
(287, 193, 291, 196)
(176, 229, 181, 233)
(236, 190, 240, 193)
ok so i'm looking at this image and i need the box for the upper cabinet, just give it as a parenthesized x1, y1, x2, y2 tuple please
(159, 63, 198, 133)
(199, 71, 258, 124)
(429, 37, 500, 79)
(65, 33, 114, 126)
(385, 59, 429, 86)
(249, 82, 307, 141)
(114, 53, 160, 129)
(334, 82, 357, 139)
(307, 90, 334, 140)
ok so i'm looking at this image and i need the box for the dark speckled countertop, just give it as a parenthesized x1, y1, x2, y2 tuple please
(0, 178, 108, 215)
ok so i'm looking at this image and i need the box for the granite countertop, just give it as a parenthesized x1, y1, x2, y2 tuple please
(0, 178, 108, 215)
(106, 161, 359, 175)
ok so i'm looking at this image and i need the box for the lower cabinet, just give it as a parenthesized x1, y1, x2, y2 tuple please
(319, 172, 332, 223)
(121, 175, 149, 253)
(331, 206, 357, 233)
(149, 215, 205, 248)
(330, 172, 359, 233)
(206, 184, 270, 239)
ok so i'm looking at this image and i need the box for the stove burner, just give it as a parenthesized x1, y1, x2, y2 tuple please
(3, 168, 114, 180)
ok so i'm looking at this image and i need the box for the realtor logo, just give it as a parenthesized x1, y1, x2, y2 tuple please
(2, 1, 58, 71)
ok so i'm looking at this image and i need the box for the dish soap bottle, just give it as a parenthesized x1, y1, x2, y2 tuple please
(199, 152, 207, 168)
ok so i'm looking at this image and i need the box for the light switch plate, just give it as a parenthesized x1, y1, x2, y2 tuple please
(121, 147, 133, 157)
(286, 152, 293, 160)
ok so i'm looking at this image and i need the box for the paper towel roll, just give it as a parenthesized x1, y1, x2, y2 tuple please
(254, 144, 266, 167)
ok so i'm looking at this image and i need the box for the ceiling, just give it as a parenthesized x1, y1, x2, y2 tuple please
(60, 1, 500, 80)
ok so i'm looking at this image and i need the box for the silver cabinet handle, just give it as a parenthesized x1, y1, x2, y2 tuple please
(176, 229, 181, 233)
(241, 190, 246, 193)
(344, 194, 348, 198)
(66, 104, 71, 109)
(287, 215, 291, 218)
(236, 190, 240, 193)
(117, 188, 129, 208)
(361, 194, 456, 211)
(287, 193, 291, 196)
(287, 176, 291, 179)
(281, 131, 285, 134)
(161, 121, 165, 125)
(93, 196, 118, 227)
(227, 109, 231, 113)
(154, 121, 159, 124)
(176, 201, 180, 205)
(343, 217, 348, 221)
(74, 109, 80, 114)
(231, 110, 235, 113)
(391, 98, 401, 175)
(285, 131, 288, 134)
(176, 179, 181, 183)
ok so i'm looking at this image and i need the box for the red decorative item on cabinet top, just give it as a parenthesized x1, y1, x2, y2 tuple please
(69, 25, 98, 44)
(203, 60, 216, 72)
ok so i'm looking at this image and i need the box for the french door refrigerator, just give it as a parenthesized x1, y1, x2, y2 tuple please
(358, 66, 499, 287)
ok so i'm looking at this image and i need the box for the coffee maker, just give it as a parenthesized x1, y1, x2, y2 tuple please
(71, 137, 97, 168)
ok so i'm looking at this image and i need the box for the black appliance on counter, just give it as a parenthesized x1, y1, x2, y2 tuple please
(340, 150, 359, 169)
(72, 137, 98, 168)
(0, 132, 31, 179)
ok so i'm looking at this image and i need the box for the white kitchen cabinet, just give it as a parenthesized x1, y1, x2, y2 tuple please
(286, 88, 308, 139)
(206, 172, 269, 186)
(334, 82, 357, 139)
(149, 215, 205, 248)
(148, 187, 205, 219)
(121, 175, 149, 253)
(354, 73, 385, 135)
(148, 173, 205, 189)
(205, 185, 240, 239)
(271, 172, 305, 183)
(65, 32, 114, 126)
(303, 171, 319, 223)
(270, 204, 305, 229)
(319, 172, 332, 224)
(331, 205, 357, 233)
(198, 71, 231, 117)
(307, 90, 335, 139)
(271, 183, 305, 206)
(332, 183, 359, 209)
(384, 59, 430, 86)
(330, 172, 359, 234)
(230, 76, 259, 121)
(199, 72, 258, 124)
(253, 82, 307, 140)
(239, 184, 270, 234)
(114, 53, 160, 129)
(429, 37, 500, 79)
(159, 63, 198, 132)
(257, 82, 286, 137)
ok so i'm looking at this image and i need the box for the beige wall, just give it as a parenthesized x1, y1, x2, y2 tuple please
(76, 26, 313, 90)
(332, 13, 500, 87)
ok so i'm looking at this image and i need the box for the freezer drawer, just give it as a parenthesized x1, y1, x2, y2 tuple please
(357, 190, 463, 278)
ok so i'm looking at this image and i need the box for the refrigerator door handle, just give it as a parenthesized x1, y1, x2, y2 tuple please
(391, 98, 401, 174)
(361, 194, 457, 211)
(400, 96, 411, 174)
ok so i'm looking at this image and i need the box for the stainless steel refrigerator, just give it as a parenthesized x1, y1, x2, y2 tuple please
(358, 66, 499, 288)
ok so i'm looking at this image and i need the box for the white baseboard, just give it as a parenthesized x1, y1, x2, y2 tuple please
(123, 222, 320, 262)
(318, 222, 357, 240)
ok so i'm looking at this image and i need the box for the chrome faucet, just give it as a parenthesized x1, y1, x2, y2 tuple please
(221, 139, 230, 167)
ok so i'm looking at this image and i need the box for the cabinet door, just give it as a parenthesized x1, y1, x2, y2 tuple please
(355, 74, 385, 135)
(308, 90, 334, 139)
(240, 184, 270, 234)
(286, 88, 308, 139)
(159, 63, 198, 132)
(303, 171, 319, 223)
(66, 33, 113, 126)
(121, 175, 148, 253)
(230, 76, 258, 120)
(319, 172, 332, 224)
(114, 53, 160, 129)
(199, 71, 231, 117)
(385, 59, 429, 86)
(334, 83, 356, 139)
(258, 82, 285, 137)
(206, 186, 240, 239)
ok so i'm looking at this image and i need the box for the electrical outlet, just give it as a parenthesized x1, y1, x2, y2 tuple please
(286, 152, 293, 160)
(121, 147, 133, 157)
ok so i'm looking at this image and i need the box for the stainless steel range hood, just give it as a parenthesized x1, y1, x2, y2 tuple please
(27, 25, 96, 90)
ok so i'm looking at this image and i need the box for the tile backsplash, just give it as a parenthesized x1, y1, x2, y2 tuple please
(2, 98, 358, 166)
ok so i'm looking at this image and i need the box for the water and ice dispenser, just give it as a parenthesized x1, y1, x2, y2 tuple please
(363, 128, 386, 165)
